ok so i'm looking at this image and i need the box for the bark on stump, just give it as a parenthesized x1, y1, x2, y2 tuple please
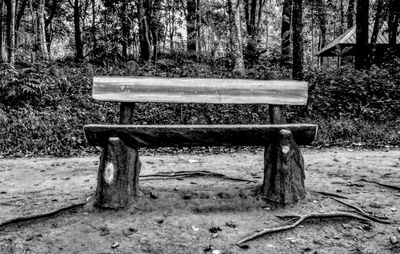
(93, 137, 141, 209)
(261, 129, 306, 204)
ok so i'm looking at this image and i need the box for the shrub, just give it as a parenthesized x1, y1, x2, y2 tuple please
(305, 64, 400, 122)
(0, 60, 399, 157)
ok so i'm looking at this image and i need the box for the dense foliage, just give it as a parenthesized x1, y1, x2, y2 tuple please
(0, 59, 398, 157)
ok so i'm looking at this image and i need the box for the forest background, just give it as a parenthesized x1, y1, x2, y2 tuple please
(0, 0, 399, 157)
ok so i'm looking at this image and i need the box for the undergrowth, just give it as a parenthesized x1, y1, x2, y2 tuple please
(0, 59, 399, 157)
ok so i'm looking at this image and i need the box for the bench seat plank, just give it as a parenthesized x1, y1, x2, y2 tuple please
(84, 124, 318, 147)
(93, 77, 308, 105)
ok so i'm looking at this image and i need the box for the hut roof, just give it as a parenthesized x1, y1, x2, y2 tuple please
(316, 24, 400, 57)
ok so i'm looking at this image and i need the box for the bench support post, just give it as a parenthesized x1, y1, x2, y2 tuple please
(93, 137, 141, 209)
(261, 129, 306, 204)
(269, 105, 284, 124)
(120, 103, 136, 124)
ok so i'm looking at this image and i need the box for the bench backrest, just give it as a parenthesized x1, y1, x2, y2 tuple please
(93, 77, 308, 105)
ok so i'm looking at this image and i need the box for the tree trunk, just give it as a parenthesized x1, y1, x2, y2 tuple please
(186, 0, 197, 52)
(292, 0, 303, 80)
(0, 0, 4, 63)
(151, 27, 158, 65)
(260, 129, 306, 204)
(91, 0, 96, 49)
(346, 0, 355, 29)
(256, 0, 264, 38)
(244, 0, 258, 61)
(281, 0, 292, 67)
(169, 0, 175, 50)
(265, 1, 269, 54)
(196, 0, 201, 52)
(28, 0, 36, 62)
(228, 0, 245, 74)
(138, 0, 151, 62)
(370, 0, 383, 62)
(315, 0, 326, 65)
(339, 0, 344, 34)
(388, 0, 400, 49)
(37, 0, 49, 61)
(74, 0, 84, 61)
(15, 0, 26, 32)
(6, 0, 16, 65)
(355, 0, 369, 70)
(121, 0, 128, 60)
(45, 0, 58, 58)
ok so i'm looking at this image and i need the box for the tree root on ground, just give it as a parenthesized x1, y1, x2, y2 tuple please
(237, 195, 394, 246)
(358, 178, 400, 191)
(0, 202, 85, 230)
(311, 190, 348, 199)
(330, 197, 391, 224)
(236, 212, 370, 246)
(140, 170, 256, 183)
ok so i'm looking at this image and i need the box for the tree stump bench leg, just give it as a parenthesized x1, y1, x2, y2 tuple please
(260, 129, 306, 204)
(93, 137, 141, 209)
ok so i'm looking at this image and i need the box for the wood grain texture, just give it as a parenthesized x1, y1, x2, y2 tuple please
(93, 77, 308, 105)
(84, 124, 318, 147)
(261, 129, 306, 204)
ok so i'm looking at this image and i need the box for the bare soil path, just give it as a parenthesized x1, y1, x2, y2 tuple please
(0, 149, 399, 254)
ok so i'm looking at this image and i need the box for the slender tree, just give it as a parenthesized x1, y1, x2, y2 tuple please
(370, 0, 383, 55)
(355, 0, 369, 69)
(91, 0, 96, 49)
(121, 0, 129, 59)
(315, 0, 326, 65)
(149, 0, 162, 64)
(5, 0, 16, 65)
(388, 0, 400, 49)
(370, 0, 385, 63)
(281, 0, 292, 67)
(38, 0, 49, 60)
(45, 0, 59, 55)
(244, 0, 257, 60)
(243, 0, 267, 63)
(371, 0, 383, 45)
(28, 0, 36, 61)
(0, 0, 4, 62)
(292, 0, 303, 80)
(15, 0, 27, 31)
(138, 0, 151, 62)
(228, 0, 245, 74)
(346, 0, 355, 29)
(187, 0, 198, 52)
(73, 0, 84, 60)
(168, 0, 176, 50)
(339, 0, 344, 34)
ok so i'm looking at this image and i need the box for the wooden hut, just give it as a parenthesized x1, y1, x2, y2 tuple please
(316, 24, 400, 63)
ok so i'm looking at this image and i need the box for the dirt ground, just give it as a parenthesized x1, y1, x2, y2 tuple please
(0, 148, 400, 254)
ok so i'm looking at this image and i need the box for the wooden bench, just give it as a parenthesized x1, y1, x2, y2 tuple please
(84, 77, 318, 209)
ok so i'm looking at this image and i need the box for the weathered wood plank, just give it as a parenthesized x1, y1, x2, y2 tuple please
(93, 77, 308, 105)
(84, 124, 318, 147)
